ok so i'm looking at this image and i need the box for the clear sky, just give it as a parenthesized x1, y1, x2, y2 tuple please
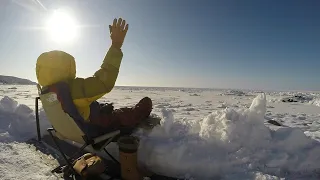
(0, 0, 319, 91)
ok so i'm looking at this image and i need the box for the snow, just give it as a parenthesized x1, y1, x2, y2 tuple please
(0, 86, 57, 180)
(0, 142, 59, 180)
(310, 98, 320, 107)
(136, 94, 320, 179)
(1, 85, 320, 179)
(0, 95, 50, 142)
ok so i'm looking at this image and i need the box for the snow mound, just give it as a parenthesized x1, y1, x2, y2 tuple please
(189, 93, 200, 96)
(0, 96, 51, 142)
(310, 98, 320, 107)
(137, 93, 320, 179)
(220, 89, 255, 97)
(265, 92, 320, 107)
(281, 94, 314, 103)
(266, 92, 320, 106)
(155, 102, 193, 109)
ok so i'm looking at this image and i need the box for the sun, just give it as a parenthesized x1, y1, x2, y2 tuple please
(46, 10, 78, 43)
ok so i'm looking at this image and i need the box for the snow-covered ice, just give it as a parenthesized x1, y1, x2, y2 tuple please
(0, 86, 57, 180)
(0, 142, 59, 180)
(1, 85, 320, 179)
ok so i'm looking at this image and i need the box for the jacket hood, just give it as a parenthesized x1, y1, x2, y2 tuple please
(36, 50, 76, 87)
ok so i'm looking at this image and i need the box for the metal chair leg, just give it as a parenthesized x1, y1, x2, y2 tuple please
(47, 128, 123, 179)
(103, 148, 120, 165)
(47, 129, 77, 175)
(35, 97, 41, 141)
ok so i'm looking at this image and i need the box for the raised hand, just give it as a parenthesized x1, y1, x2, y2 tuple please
(109, 18, 129, 49)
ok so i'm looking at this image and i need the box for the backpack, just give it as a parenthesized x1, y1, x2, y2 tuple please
(72, 153, 105, 178)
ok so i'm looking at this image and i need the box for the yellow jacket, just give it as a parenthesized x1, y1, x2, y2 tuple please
(36, 46, 123, 121)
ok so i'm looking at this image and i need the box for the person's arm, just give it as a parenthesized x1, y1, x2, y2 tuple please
(69, 18, 129, 107)
(69, 46, 122, 102)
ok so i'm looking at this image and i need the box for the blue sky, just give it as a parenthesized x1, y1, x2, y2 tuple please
(0, 0, 319, 91)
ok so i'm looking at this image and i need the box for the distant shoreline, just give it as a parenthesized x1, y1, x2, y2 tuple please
(2, 84, 319, 93)
(1, 75, 318, 93)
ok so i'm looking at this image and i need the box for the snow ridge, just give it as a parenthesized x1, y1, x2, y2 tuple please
(137, 93, 320, 179)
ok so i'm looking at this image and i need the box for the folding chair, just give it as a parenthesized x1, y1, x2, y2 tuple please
(34, 82, 122, 179)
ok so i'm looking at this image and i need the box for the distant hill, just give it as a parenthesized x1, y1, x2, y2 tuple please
(0, 75, 36, 85)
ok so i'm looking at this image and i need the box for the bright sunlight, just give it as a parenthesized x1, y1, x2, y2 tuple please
(46, 10, 78, 43)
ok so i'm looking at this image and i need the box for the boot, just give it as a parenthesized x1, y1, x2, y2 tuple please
(132, 97, 152, 121)
(116, 97, 152, 127)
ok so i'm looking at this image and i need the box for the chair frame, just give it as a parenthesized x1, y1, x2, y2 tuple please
(35, 97, 121, 179)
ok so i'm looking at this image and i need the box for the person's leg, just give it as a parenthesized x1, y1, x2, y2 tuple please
(90, 97, 153, 129)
